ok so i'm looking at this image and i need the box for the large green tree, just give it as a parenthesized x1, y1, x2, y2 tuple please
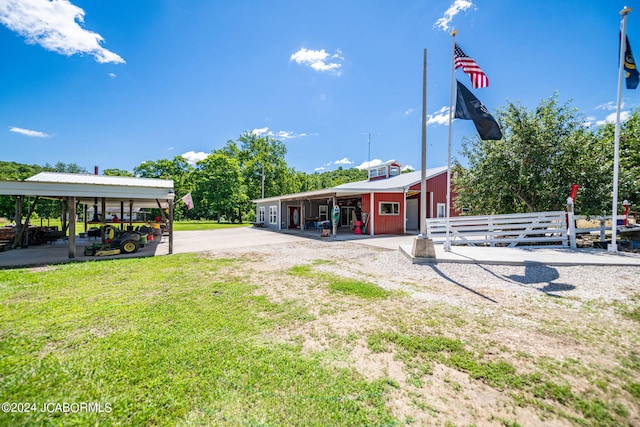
(134, 156, 194, 219)
(591, 110, 640, 212)
(103, 168, 134, 177)
(0, 161, 87, 221)
(221, 132, 293, 221)
(191, 153, 244, 222)
(0, 162, 44, 219)
(454, 94, 606, 215)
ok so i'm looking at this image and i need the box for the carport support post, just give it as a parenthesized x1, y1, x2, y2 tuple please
(120, 201, 125, 230)
(15, 194, 23, 230)
(168, 200, 174, 254)
(101, 198, 107, 243)
(68, 196, 76, 259)
(83, 204, 88, 233)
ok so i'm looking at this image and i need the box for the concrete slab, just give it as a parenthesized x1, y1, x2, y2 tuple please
(0, 228, 310, 268)
(400, 243, 640, 266)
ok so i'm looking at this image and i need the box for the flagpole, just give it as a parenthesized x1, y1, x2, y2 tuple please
(444, 29, 458, 252)
(412, 48, 436, 258)
(610, 6, 633, 253)
(420, 48, 428, 236)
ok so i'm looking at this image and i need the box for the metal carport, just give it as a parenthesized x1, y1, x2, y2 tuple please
(0, 172, 175, 259)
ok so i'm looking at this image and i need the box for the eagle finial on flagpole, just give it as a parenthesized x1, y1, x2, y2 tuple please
(621, 6, 632, 16)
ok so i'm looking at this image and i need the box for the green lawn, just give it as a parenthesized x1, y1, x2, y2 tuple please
(1, 248, 637, 426)
(0, 254, 395, 426)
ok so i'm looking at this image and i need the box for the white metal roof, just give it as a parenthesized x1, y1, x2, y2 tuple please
(253, 166, 448, 203)
(0, 172, 175, 208)
(333, 166, 448, 192)
(26, 172, 172, 188)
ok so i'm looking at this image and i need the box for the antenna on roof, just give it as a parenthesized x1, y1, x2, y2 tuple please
(360, 132, 380, 169)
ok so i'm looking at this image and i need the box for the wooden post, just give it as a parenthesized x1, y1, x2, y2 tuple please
(68, 196, 76, 259)
(14, 196, 22, 246)
(101, 198, 106, 243)
(120, 201, 125, 230)
(168, 200, 174, 254)
(128, 200, 133, 230)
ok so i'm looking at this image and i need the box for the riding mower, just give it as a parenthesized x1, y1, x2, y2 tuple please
(84, 227, 147, 256)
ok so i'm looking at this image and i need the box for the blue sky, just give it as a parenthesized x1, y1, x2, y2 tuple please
(1, 0, 638, 174)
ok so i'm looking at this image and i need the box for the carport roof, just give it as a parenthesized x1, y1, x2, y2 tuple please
(0, 172, 175, 208)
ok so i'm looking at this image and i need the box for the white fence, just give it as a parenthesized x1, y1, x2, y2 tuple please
(426, 211, 568, 247)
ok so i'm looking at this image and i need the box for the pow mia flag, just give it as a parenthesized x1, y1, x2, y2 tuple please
(454, 80, 502, 140)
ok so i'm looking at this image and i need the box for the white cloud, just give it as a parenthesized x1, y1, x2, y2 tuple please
(404, 108, 414, 116)
(434, 0, 475, 32)
(334, 158, 353, 166)
(427, 106, 451, 126)
(181, 151, 208, 165)
(595, 101, 622, 111)
(9, 126, 50, 138)
(275, 130, 295, 139)
(107, 72, 116, 78)
(0, 0, 125, 64)
(596, 111, 631, 126)
(290, 47, 344, 76)
(251, 127, 269, 136)
(251, 127, 316, 140)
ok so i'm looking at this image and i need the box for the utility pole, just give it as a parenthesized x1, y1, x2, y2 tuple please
(261, 164, 265, 199)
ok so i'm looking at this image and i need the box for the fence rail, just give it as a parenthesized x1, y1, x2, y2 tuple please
(426, 211, 568, 247)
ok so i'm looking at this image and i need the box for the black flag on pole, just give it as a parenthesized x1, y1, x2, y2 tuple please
(454, 80, 502, 140)
(622, 34, 639, 89)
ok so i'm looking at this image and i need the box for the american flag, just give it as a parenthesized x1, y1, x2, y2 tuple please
(454, 44, 489, 89)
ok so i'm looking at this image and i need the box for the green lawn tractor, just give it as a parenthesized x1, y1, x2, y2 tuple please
(84, 230, 147, 256)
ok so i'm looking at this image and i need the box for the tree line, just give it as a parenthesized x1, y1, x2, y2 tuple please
(0, 93, 638, 222)
(453, 94, 639, 216)
(0, 134, 367, 222)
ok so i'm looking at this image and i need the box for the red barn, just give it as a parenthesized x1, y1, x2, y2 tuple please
(254, 161, 457, 236)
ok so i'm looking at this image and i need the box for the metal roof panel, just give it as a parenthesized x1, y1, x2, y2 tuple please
(26, 172, 173, 188)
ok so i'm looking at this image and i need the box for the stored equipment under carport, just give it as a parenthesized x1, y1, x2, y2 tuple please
(84, 231, 145, 256)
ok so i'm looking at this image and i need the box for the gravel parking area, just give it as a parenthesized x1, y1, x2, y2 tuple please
(204, 239, 640, 426)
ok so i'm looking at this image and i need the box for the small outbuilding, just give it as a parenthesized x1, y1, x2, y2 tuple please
(0, 172, 175, 258)
(253, 161, 457, 236)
